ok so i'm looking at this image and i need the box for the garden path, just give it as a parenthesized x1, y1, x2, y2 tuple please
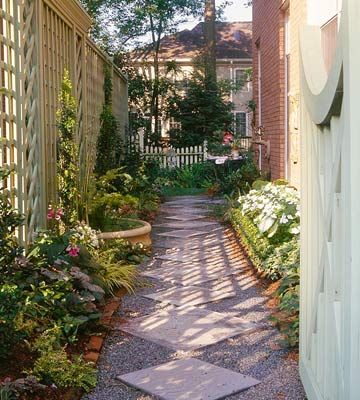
(83, 196, 306, 400)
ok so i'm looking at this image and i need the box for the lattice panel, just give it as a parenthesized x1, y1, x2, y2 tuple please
(83, 40, 104, 174)
(1, 0, 128, 244)
(41, 1, 73, 205)
(112, 70, 128, 139)
(0, 0, 26, 240)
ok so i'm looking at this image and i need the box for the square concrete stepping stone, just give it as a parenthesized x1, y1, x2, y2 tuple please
(165, 215, 207, 221)
(156, 253, 207, 262)
(156, 229, 208, 239)
(161, 208, 210, 214)
(118, 306, 259, 351)
(152, 236, 228, 250)
(142, 269, 237, 286)
(141, 262, 239, 285)
(153, 221, 218, 229)
(118, 358, 260, 400)
(143, 285, 235, 306)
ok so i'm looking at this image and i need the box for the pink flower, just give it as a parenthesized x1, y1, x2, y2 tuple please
(66, 245, 80, 257)
(47, 208, 55, 220)
(223, 132, 233, 144)
(55, 208, 63, 220)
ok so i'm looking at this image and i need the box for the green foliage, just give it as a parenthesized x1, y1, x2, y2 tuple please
(229, 181, 301, 346)
(56, 70, 80, 226)
(229, 209, 274, 273)
(32, 344, 97, 392)
(155, 158, 259, 197)
(95, 64, 122, 175)
(0, 168, 24, 274)
(167, 64, 235, 147)
(89, 165, 160, 229)
(0, 385, 15, 400)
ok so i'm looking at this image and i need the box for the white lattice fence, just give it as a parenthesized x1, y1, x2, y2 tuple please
(0, 0, 128, 243)
(0, 0, 27, 240)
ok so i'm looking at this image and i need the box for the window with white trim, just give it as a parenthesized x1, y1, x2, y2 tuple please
(234, 112, 247, 136)
(234, 69, 249, 91)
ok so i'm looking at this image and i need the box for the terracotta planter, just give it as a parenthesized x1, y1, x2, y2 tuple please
(97, 219, 152, 246)
(231, 148, 240, 158)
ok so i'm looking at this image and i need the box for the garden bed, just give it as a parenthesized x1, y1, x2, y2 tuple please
(228, 180, 300, 346)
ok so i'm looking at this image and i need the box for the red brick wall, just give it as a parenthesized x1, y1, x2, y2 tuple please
(252, 0, 285, 180)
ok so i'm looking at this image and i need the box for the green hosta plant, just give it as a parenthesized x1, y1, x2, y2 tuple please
(233, 181, 301, 346)
(239, 181, 300, 244)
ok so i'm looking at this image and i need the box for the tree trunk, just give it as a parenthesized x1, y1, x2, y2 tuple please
(204, 0, 217, 86)
(149, 15, 162, 144)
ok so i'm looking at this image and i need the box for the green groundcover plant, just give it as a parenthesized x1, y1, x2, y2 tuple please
(230, 180, 300, 346)
(0, 168, 150, 396)
(153, 157, 259, 197)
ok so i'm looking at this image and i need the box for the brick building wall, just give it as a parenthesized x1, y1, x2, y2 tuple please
(252, 0, 286, 180)
(288, 1, 307, 188)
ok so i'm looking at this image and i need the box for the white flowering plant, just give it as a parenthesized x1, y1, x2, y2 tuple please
(238, 182, 300, 243)
(72, 222, 100, 250)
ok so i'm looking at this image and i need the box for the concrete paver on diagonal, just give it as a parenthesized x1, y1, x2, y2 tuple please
(118, 358, 260, 400)
(113, 196, 262, 398)
(118, 306, 260, 351)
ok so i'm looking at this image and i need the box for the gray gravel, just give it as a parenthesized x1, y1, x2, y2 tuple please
(83, 197, 306, 400)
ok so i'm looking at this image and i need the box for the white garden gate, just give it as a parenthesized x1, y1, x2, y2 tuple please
(300, 1, 360, 399)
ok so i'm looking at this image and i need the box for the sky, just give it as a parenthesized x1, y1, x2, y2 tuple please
(128, 1, 253, 48)
(179, 1, 252, 32)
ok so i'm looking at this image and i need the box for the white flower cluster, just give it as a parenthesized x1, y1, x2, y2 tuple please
(72, 222, 100, 249)
(239, 183, 300, 237)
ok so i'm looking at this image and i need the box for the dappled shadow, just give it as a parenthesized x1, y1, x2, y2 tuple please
(82, 196, 306, 400)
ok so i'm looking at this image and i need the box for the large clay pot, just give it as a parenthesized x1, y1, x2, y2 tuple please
(97, 219, 152, 246)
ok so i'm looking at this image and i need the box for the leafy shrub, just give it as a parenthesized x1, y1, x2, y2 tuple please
(239, 182, 300, 245)
(56, 70, 80, 226)
(0, 169, 24, 274)
(155, 158, 259, 196)
(230, 181, 300, 346)
(229, 210, 274, 274)
(89, 167, 160, 229)
(95, 64, 122, 175)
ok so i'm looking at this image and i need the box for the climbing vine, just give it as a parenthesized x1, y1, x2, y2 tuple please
(56, 70, 80, 226)
(95, 64, 122, 175)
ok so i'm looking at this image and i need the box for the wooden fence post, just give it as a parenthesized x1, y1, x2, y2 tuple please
(203, 140, 208, 161)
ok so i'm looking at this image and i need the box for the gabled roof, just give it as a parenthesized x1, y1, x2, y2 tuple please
(133, 21, 252, 61)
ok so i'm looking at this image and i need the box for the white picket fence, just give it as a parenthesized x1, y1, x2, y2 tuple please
(139, 142, 208, 168)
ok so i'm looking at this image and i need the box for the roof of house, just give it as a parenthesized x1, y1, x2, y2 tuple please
(133, 21, 252, 61)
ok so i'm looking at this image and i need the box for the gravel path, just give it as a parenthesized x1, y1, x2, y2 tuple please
(83, 196, 306, 400)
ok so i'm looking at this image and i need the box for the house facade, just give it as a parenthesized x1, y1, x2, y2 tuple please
(252, 0, 340, 186)
(252, 0, 305, 185)
(132, 22, 253, 138)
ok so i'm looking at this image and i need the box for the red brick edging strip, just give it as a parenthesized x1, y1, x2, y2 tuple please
(84, 289, 126, 364)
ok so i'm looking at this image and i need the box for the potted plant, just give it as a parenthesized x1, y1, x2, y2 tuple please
(230, 137, 243, 158)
